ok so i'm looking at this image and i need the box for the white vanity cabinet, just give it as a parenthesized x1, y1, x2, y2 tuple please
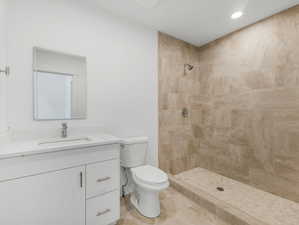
(0, 166, 86, 225)
(0, 143, 120, 225)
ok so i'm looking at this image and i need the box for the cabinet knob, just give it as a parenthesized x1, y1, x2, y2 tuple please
(96, 209, 111, 217)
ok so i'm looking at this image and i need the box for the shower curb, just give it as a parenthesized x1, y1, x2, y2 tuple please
(169, 175, 269, 225)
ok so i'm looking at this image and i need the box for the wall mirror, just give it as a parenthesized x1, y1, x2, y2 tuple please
(33, 47, 87, 120)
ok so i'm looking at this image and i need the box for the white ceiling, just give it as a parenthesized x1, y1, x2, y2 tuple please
(87, 0, 299, 46)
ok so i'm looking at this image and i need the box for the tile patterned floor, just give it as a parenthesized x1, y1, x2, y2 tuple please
(117, 187, 230, 225)
(173, 167, 299, 225)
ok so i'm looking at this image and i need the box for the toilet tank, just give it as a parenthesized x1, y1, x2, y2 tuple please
(120, 137, 148, 168)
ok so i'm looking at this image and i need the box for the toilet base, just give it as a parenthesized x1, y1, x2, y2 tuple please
(130, 187, 161, 218)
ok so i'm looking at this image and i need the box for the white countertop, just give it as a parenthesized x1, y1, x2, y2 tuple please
(0, 134, 122, 160)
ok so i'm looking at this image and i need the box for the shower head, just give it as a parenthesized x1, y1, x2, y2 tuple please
(184, 64, 194, 76)
(184, 64, 194, 71)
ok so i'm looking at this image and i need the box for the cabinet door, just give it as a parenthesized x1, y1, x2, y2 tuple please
(0, 166, 85, 225)
(0, 0, 8, 132)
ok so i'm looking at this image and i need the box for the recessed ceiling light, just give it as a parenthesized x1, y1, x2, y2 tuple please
(231, 11, 243, 19)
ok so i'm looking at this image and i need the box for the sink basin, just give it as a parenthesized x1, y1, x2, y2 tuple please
(38, 137, 92, 147)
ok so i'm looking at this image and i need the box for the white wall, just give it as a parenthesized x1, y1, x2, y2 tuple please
(5, 0, 158, 165)
(0, 0, 8, 134)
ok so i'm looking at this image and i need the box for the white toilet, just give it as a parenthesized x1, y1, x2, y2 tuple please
(120, 137, 169, 218)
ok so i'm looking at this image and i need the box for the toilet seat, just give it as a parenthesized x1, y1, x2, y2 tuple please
(131, 165, 168, 186)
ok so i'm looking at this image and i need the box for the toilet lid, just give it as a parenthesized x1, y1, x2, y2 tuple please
(132, 165, 168, 184)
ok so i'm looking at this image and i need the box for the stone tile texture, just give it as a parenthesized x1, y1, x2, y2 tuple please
(118, 188, 234, 225)
(158, 5, 299, 203)
(172, 168, 299, 225)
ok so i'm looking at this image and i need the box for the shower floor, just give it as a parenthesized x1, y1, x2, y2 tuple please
(170, 167, 299, 225)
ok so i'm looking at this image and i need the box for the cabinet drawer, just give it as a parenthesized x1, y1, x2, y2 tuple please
(86, 159, 119, 198)
(0, 144, 119, 182)
(86, 191, 120, 225)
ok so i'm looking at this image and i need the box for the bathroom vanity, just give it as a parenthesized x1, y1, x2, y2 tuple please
(0, 136, 121, 225)
(0, 47, 120, 225)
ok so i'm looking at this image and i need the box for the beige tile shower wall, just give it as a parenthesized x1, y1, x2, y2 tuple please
(159, 5, 299, 203)
(158, 33, 202, 174)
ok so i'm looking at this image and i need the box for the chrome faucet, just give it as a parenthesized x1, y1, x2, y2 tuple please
(61, 123, 68, 138)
